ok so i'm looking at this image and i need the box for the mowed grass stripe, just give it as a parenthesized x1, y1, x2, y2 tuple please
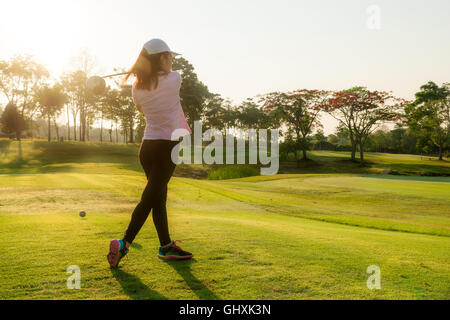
(1, 172, 448, 235)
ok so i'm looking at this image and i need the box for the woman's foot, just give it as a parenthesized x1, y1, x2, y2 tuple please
(107, 239, 129, 268)
(158, 240, 193, 260)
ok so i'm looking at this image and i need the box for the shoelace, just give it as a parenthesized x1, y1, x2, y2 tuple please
(171, 240, 184, 252)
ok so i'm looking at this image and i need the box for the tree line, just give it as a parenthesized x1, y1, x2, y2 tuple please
(0, 54, 448, 165)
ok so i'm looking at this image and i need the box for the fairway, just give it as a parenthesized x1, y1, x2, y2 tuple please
(0, 141, 449, 300)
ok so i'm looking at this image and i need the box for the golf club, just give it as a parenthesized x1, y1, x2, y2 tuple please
(86, 72, 132, 95)
(100, 72, 131, 79)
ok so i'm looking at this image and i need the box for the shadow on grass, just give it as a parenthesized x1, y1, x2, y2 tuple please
(31, 141, 142, 171)
(0, 140, 142, 174)
(280, 155, 450, 176)
(3, 140, 449, 177)
(280, 157, 367, 174)
(162, 258, 221, 300)
(362, 173, 450, 182)
(131, 242, 143, 250)
(111, 269, 168, 300)
(1, 140, 212, 178)
(381, 163, 450, 176)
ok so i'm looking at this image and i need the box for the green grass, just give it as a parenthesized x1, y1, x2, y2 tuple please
(0, 140, 449, 299)
(208, 165, 260, 180)
(282, 150, 450, 176)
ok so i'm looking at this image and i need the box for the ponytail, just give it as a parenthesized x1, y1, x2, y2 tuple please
(122, 49, 169, 90)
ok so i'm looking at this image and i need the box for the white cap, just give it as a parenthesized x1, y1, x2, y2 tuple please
(143, 39, 181, 56)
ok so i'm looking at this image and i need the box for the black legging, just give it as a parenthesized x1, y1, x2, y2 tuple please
(123, 139, 179, 246)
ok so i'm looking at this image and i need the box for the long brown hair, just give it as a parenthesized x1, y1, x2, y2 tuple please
(121, 49, 170, 90)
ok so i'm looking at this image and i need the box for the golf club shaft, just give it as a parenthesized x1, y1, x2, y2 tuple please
(102, 72, 131, 79)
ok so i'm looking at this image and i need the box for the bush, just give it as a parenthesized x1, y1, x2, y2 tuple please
(207, 165, 260, 180)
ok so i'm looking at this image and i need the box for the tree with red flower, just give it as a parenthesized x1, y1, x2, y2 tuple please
(323, 87, 408, 164)
(257, 89, 330, 166)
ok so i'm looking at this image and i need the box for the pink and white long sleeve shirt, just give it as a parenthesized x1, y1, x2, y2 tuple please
(132, 71, 191, 140)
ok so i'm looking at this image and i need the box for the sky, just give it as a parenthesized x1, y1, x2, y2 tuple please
(1, 0, 449, 134)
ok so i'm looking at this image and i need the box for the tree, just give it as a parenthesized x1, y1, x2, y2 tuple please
(172, 57, 212, 127)
(390, 125, 418, 154)
(259, 89, 329, 166)
(279, 127, 298, 161)
(0, 103, 25, 140)
(84, 83, 103, 142)
(313, 129, 328, 150)
(122, 85, 138, 143)
(0, 55, 49, 139)
(0, 55, 49, 112)
(236, 97, 273, 149)
(325, 87, 408, 163)
(68, 49, 98, 142)
(405, 81, 450, 160)
(96, 88, 110, 143)
(328, 124, 352, 151)
(60, 70, 88, 141)
(135, 113, 146, 142)
(222, 104, 240, 130)
(323, 90, 359, 160)
(111, 85, 139, 144)
(35, 85, 68, 142)
(103, 88, 122, 143)
(202, 93, 228, 133)
(366, 127, 391, 153)
(236, 98, 271, 130)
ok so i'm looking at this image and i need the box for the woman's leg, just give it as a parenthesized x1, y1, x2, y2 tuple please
(151, 167, 176, 246)
(123, 140, 177, 245)
(122, 140, 157, 244)
(149, 140, 177, 246)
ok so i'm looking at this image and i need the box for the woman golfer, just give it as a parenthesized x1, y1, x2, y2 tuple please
(107, 39, 193, 269)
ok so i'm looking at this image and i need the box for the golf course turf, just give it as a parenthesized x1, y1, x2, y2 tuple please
(0, 140, 449, 299)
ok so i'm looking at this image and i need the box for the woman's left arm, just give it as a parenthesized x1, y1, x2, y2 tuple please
(131, 85, 143, 114)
